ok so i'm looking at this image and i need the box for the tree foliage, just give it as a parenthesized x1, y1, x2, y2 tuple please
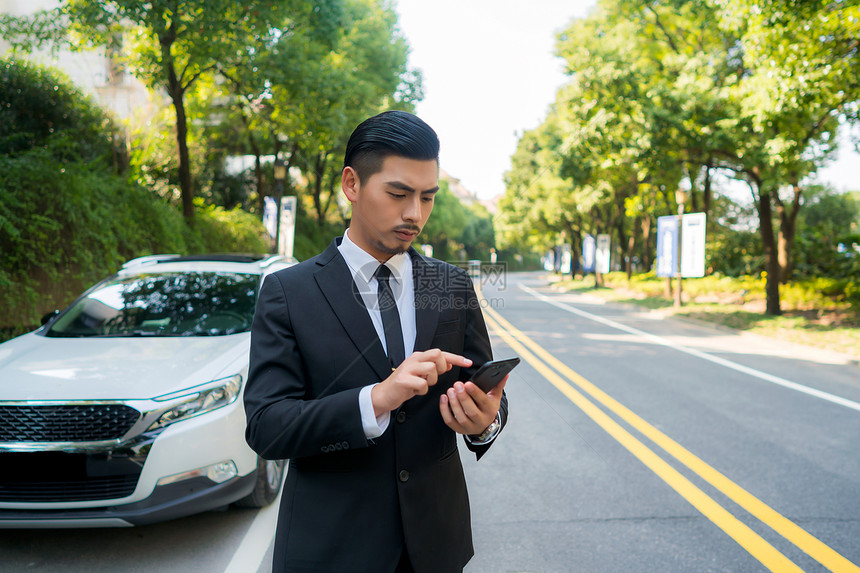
(499, 0, 860, 314)
(1, 0, 343, 221)
(0, 59, 268, 330)
(420, 180, 468, 261)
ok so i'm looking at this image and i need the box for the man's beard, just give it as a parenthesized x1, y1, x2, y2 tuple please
(373, 225, 421, 256)
(373, 240, 408, 256)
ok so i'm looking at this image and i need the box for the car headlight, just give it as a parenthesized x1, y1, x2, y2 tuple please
(148, 374, 242, 430)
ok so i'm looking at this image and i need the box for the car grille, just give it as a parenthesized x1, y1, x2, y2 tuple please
(0, 404, 140, 442)
(0, 476, 139, 502)
(0, 452, 142, 502)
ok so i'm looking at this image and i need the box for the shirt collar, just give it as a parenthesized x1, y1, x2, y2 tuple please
(340, 228, 409, 286)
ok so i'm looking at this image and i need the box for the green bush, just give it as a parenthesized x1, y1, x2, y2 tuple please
(293, 205, 344, 261)
(0, 59, 271, 332)
(779, 278, 845, 309)
(194, 199, 271, 254)
(0, 141, 273, 328)
(845, 281, 860, 310)
(0, 58, 117, 160)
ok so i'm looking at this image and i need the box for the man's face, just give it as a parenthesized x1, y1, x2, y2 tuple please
(343, 155, 439, 262)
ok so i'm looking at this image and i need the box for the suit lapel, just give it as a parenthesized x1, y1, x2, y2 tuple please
(314, 240, 392, 381)
(410, 248, 441, 352)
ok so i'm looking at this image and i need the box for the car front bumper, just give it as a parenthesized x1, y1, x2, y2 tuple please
(0, 471, 258, 528)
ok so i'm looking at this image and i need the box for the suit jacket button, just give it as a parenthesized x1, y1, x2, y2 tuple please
(335, 443, 343, 451)
(342, 441, 349, 449)
(398, 470, 410, 482)
(396, 411, 407, 424)
(321, 445, 329, 453)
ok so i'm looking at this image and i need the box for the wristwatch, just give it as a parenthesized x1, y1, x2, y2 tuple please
(469, 413, 501, 444)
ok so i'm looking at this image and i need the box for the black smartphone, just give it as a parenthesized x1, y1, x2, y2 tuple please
(470, 357, 520, 392)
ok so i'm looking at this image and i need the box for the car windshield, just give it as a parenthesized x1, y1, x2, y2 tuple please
(45, 271, 260, 337)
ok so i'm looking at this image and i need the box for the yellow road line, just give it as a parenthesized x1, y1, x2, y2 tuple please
(483, 303, 860, 573)
(482, 312, 801, 572)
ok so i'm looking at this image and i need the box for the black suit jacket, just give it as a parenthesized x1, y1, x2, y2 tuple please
(244, 239, 508, 573)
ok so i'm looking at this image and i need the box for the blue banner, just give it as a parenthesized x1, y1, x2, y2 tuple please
(656, 216, 679, 278)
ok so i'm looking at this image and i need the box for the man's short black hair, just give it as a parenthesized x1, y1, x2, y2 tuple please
(344, 110, 440, 183)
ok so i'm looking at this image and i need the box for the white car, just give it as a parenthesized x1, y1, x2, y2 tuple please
(0, 253, 295, 527)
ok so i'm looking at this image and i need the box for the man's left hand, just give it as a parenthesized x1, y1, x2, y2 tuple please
(439, 376, 507, 436)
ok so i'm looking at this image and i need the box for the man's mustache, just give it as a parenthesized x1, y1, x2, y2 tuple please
(394, 224, 421, 234)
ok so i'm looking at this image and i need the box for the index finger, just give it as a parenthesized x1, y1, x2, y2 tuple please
(440, 351, 472, 369)
(411, 349, 472, 375)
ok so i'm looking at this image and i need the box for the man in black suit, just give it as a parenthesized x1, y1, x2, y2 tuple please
(244, 111, 509, 573)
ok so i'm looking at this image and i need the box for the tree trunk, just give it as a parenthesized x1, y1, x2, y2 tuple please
(641, 215, 652, 271)
(626, 216, 639, 280)
(312, 153, 327, 226)
(160, 21, 193, 222)
(248, 134, 265, 219)
(703, 158, 713, 216)
(776, 183, 802, 283)
(757, 185, 782, 315)
(321, 153, 339, 225)
(686, 164, 699, 213)
(173, 93, 194, 221)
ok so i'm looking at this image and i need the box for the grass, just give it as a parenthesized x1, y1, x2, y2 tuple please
(551, 272, 860, 359)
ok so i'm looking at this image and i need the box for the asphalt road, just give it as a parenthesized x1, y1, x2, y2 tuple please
(465, 271, 860, 573)
(2, 271, 858, 572)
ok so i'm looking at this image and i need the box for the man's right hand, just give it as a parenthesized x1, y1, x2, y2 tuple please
(371, 349, 472, 417)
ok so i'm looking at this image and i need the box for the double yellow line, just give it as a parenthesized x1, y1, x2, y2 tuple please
(481, 303, 859, 572)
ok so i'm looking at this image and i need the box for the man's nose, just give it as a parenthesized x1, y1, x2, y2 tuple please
(402, 194, 422, 222)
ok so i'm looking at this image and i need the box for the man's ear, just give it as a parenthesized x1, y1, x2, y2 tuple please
(342, 166, 360, 202)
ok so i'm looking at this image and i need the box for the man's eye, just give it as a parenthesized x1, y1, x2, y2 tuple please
(421, 196, 434, 203)
(388, 193, 406, 199)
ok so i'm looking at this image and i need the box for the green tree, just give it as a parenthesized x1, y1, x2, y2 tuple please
(498, 103, 600, 264)
(0, 58, 122, 162)
(194, 0, 420, 233)
(716, 0, 860, 285)
(285, 0, 421, 227)
(0, 59, 268, 329)
(458, 203, 496, 260)
(1, 0, 337, 222)
(505, 0, 856, 314)
(420, 180, 468, 261)
(793, 187, 860, 279)
(191, 2, 343, 218)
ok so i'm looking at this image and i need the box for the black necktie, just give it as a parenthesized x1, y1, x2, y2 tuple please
(376, 264, 405, 368)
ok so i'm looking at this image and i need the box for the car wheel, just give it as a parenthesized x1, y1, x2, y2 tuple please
(235, 457, 286, 508)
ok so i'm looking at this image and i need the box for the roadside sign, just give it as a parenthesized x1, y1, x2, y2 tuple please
(656, 213, 706, 278)
(263, 196, 277, 239)
(596, 234, 611, 274)
(559, 244, 572, 274)
(681, 212, 706, 278)
(278, 196, 297, 259)
(656, 216, 678, 278)
(582, 235, 596, 273)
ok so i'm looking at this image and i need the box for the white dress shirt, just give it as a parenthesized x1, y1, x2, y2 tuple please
(338, 229, 416, 438)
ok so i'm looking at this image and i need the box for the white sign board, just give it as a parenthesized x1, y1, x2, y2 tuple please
(560, 244, 572, 274)
(681, 212, 706, 278)
(595, 234, 611, 274)
(278, 196, 297, 259)
(263, 196, 277, 239)
(581, 235, 595, 273)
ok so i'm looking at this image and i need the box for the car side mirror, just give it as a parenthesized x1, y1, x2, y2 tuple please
(41, 310, 60, 325)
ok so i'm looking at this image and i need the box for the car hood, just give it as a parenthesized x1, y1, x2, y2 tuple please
(0, 332, 250, 401)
